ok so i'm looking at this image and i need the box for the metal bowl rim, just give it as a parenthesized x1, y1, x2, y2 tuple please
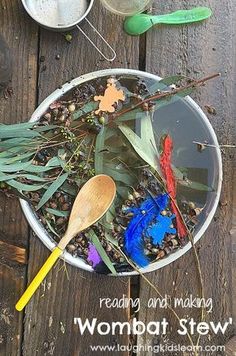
(20, 68, 223, 276)
(21, 0, 94, 30)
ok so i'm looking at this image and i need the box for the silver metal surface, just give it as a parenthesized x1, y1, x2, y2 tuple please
(21, 0, 116, 61)
(20, 68, 223, 276)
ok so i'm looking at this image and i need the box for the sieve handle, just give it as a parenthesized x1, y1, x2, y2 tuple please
(76, 18, 116, 62)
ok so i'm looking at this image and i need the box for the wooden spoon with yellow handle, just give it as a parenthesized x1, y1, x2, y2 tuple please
(16, 175, 116, 311)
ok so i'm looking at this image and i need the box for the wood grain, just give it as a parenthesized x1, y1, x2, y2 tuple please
(0, 1, 38, 355)
(138, 0, 236, 354)
(0, 239, 27, 266)
(22, 1, 139, 355)
(225, 336, 236, 355)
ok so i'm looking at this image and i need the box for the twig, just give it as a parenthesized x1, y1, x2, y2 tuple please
(114, 73, 221, 119)
(193, 141, 236, 149)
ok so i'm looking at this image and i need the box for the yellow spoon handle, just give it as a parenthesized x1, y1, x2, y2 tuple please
(15, 247, 63, 311)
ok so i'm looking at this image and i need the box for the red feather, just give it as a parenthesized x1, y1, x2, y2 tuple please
(160, 135, 187, 238)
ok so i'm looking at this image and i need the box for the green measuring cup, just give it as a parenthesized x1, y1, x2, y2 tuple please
(124, 7, 212, 35)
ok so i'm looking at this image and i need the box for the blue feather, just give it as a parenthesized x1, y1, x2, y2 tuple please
(124, 194, 170, 267)
(146, 214, 176, 245)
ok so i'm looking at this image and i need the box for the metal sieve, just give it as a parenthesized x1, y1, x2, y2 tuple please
(21, 0, 116, 62)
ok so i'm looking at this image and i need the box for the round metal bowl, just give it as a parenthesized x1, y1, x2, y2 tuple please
(20, 68, 223, 276)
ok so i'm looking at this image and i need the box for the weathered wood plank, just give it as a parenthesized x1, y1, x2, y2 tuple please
(0, 239, 27, 266)
(225, 336, 236, 355)
(0, 1, 38, 355)
(23, 2, 139, 355)
(138, 0, 236, 354)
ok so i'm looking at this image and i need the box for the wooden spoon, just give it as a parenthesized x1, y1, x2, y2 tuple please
(16, 175, 116, 311)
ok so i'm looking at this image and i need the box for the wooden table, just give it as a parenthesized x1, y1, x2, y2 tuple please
(0, 1, 235, 355)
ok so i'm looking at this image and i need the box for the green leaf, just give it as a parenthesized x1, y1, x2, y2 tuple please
(140, 111, 158, 155)
(45, 218, 60, 238)
(37, 173, 69, 210)
(61, 182, 77, 196)
(24, 164, 62, 173)
(72, 102, 98, 120)
(35, 125, 59, 132)
(173, 166, 212, 192)
(20, 174, 51, 182)
(104, 231, 119, 247)
(7, 180, 45, 192)
(118, 124, 157, 170)
(0, 151, 36, 164)
(95, 127, 107, 174)
(0, 161, 33, 172)
(45, 208, 69, 217)
(89, 230, 117, 275)
(0, 173, 49, 182)
(46, 157, 63, 167)
(0, 159, 62, 173)
(158, 75, 186, 87)
(0, 137, 39, 149)
(0, 122, 35, 131)
(115, 108, 140, 123)
(0, 129, 41, 139)
(178, 179, 213, 192)
(153, 88, 194, 111)
(147, 75, 186, 96)
(104, 165, 134, 186)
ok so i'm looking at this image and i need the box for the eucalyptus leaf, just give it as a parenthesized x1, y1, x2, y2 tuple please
(45, 208, 69, 217)
(0, 161, 33, 173)
(46, 157, 64, 167)
(172, 166, 212, 192)
(153, 88, 194, 111)
(0, 137, 39, 149)
(115, 108, 140, 123)
(61, 182, 77, 196)
(158, 75, 186, 87)
(0, 173, 49, 182)
(103, 166, 134, 186)
(95, 127, 107, 174)
(147, 75, 186, 96)
(89, 230, 117, 275)
(45, 218, 60, 238)
(0, 129, 42, 139)
(72, 102, 98, 120)
(118, 124, 157, 170)
(177, 179, 213, 192)
(104, 231, 119, 247)
(35, 125, 59, 132)
(7, 180, 45, 192)
(23, 164, 62, 173)
(0, 151, 36, 164)
(37, 173, 69, 210)
(0, 122, 35, 131)
(139, 111, 158, 154)
(0, 160, 62, 173)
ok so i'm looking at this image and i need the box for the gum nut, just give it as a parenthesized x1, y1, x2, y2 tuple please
(194, 207, 204, 216)
(128, 194, 134, 201)
(171, 239, 178, 247)
(133, 191, 141, 199)
(67, 244, 76, 252)
(98, 116, 105, 125)
(58, 114, 65, 122)
(188, 202, 196, 209)
(68, 103, 76, 112)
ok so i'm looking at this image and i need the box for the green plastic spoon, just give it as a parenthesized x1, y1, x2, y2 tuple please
(124, 7, 212, 36)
